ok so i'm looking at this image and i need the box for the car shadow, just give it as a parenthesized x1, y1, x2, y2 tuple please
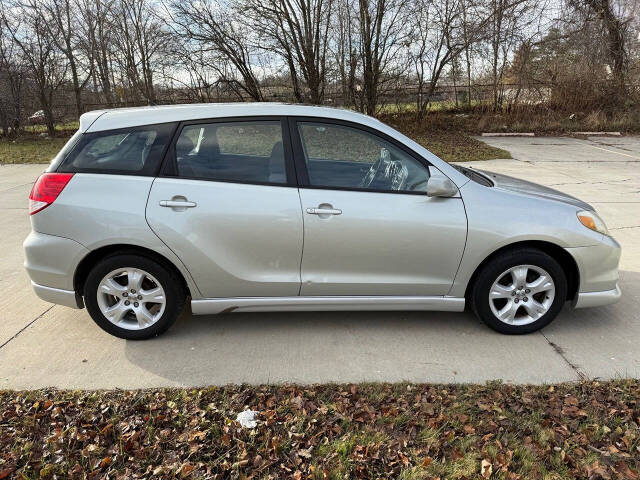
(122, 271, 636, 385)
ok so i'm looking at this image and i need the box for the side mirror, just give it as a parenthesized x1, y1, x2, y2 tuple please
(426, 176, 458, 197)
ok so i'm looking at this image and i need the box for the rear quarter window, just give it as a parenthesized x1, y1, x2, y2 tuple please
(58, 123, 176, 176)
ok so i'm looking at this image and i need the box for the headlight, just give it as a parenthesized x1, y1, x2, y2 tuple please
(577, 210, 609, 235)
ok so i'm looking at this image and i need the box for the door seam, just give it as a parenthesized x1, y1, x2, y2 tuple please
(296, 188, 305, 296)
(144, 177, 205, 298)
(446, 191, 470, 296)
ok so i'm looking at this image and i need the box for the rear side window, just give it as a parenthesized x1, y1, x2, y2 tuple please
(174, 121, 286, 184)
(58, 123, 176, 176)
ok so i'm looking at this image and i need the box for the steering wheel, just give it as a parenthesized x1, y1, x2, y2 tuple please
(360, 151, 409, 191)
(360, 157, 383, 188)
(388, 161, 408, 190)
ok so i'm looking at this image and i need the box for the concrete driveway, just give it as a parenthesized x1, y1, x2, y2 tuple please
(0, 136, 638, 389)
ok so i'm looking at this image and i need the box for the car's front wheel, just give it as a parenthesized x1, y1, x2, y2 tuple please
(471, 248, 567, 334)
(84, 254, 185, 339)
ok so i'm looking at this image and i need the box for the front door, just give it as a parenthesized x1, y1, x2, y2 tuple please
(146, 118, 303, 298)
(292, 119, 467, 296)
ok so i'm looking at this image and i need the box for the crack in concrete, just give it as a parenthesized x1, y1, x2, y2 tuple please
(590, 140, 636, 153)
(0, 182, 32, 194)
(610, 225, 640, 230)
(0, 306, 54, 351)
(525, 160, 640, 163)
(540, 331, 588, 381)
(548, 181, 588, 187)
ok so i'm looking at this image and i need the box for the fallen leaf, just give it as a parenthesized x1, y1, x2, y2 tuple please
(178, 462, 194, 478)
(481, 459, 492, 478)
(0, 468, 15, 480)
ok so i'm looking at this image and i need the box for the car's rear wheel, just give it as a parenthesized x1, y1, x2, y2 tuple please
(471, 248, 567, 334)
(84, 254, 185, 339)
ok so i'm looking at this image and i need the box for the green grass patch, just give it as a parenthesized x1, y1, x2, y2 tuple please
(22, 121, 79, 135)
(1, 380, 638, 479)
(0, 136, 68, 165)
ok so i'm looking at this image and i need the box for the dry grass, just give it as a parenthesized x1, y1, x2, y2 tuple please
(7, 105, 637, 165)
(381, 106, 640, 136)
(384, 114, 511, 161)
(1, 117, 513, 165)
(410, 130, 511, 162)
(1, 380, 638, 479)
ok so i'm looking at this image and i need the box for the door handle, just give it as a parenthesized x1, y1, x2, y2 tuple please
(306, 207, 342, 215)
(159, 200, 197, 208)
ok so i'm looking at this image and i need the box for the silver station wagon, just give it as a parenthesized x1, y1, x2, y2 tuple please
(24, 104, 621, 339)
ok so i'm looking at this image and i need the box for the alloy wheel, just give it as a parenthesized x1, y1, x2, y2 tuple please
(96, 268, 166, 330)
(488, 264, 555, 326)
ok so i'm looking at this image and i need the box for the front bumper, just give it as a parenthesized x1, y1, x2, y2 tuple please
(566, 234, 621, 307)
(574, 284, 621, 308)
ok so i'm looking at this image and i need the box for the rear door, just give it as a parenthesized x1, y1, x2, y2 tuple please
(291, 119, 467, 296)
(146, 117, 303, 298)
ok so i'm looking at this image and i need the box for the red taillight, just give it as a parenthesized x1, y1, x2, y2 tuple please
(29, 173, 74, 215)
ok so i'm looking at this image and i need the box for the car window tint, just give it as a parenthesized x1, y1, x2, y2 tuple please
(175, 121, 286, 184)
(58, 123, 175, 175)
(297, 122, 430, 193)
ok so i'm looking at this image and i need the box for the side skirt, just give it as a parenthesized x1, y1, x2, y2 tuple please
(191, 296, 465, 315)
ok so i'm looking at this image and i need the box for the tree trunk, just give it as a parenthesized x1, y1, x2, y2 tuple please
(69, 59, 83, 116)
(41, 95, 55, 136)
(584, 0, 627, 92)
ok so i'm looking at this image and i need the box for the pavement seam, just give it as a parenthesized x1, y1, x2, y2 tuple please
(610, 225, 640, 230)
(540, 331, 588, 381)
(0, 305, 54, 351)
(580, 142, 640, 160)
(0, 182, 32, 194)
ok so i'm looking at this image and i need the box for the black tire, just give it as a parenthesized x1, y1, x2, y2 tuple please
(470, 248, 567, 334)
(84, 254, 185, 340)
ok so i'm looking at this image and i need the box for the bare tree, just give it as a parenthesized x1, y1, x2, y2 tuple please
(0, 22, 27, 135)
(84, 0, 116, 105)
(460, 0, 476, 106)
(410, 0, 461, 118)
(34, 0, 93, 116)
(243, 0, 334, 104)
(354, 0, 410, 114)
(409, 0, 491, 118)
(111, 0, 167, 104)
(334, 0, 359, 106)
(163, 46, 220, 102)
(485, 0, 542, 109)
(165, 0, 264, 101)
(1, 0, 67, 134)
(571, 0, 632, 91)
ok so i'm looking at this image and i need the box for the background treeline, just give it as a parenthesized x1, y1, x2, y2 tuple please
(0, 0, 639, 135)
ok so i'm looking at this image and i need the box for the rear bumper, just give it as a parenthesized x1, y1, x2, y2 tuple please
(574, 284, 621, 308)
(32, 282, 84, 309)
(24, 230, 89, 292)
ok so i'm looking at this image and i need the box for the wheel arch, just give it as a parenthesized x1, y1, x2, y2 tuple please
(74, 244, 192, 298)
(464, 240, 580, 302)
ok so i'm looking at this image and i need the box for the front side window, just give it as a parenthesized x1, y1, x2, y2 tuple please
(297, 122, 430, 193)
(58, 123, 175, 175)
(175, 121, 286, 184)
